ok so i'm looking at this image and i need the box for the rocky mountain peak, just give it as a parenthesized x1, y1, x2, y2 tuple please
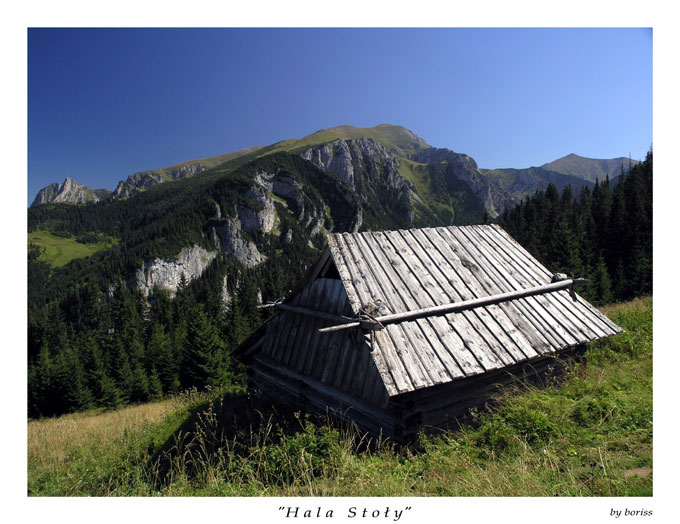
(31, 178, 112, 207)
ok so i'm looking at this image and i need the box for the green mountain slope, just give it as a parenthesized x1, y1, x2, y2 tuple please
(31, 125, 636, 224)
(267, 123, 429, 155)
(540, 153, 638, 182)
(112, 145, 266, 198)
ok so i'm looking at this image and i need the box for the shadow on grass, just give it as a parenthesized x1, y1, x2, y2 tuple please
(149, 348, 591, 491)
(148, 387, 392, 491)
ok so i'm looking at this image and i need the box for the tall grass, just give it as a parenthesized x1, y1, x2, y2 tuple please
(28, 297, 652, 497)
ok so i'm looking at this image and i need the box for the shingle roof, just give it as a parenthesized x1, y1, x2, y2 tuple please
(326, 224, 622, 396)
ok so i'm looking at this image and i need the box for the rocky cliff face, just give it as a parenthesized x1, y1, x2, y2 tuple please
(114, 163, 206, 198)
(302, 138, 405, 192)
(133, 245, 217, 297)
(301, 138, 416, 226)
(31, 182, 61, 206)
(238, 173, 276, 233)
(31, 178, 112, 207)
(410, 148, 515, 217)
(210, 218, 265, 268)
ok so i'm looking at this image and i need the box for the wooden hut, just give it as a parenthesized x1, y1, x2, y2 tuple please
(235, 225, 622, 441)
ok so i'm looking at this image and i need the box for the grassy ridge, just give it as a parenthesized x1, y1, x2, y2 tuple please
(27, 297, 652, 497)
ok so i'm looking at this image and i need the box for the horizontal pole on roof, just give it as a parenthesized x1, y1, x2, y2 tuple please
(273, 303, 374, 327)
(318, 278, 590, 334)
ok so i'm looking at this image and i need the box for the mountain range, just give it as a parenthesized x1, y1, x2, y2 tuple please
(28, 124, 640, 303)
(31, 124, 636, 218)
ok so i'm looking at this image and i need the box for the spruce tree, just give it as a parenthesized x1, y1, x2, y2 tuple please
(182, 307, 229, 390)
(148, 367, 163, 400)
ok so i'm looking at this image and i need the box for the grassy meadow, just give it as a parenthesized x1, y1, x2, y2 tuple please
(27, 297, 652, 497)
(28, 230, 117, 267)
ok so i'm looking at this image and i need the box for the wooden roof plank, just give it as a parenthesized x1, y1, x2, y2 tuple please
(342, 231, 434, 389)
(374, 230, 467, 381)
(467, 224, 598, 341)
(336, 233, 424, 390)
(395, 228, 488, 377)
(359, 231, 456, 384)
(458, 225, 594, 345)
(487, 225, 620, 337)
(372, 328, 413, 394)
(480, 225, 616, 339)
(326, 234, 362, 315)
(404, 228, 540, 362)
(410, 227, 531, 367)
(417, 227, 523, 367)
(438, 226, 581, 348)
(342, 232, 435, 389)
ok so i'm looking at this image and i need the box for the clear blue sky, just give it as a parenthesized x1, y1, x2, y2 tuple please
(28, 28, 652, 203)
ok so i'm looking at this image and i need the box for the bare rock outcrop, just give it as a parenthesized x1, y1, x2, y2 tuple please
(210, 219, 264, 268)
(237, 176, 275, 233)
(133, 245, 217, 297)
(31, 178, 111, 207)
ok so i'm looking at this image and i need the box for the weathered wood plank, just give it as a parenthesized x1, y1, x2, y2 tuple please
(489, 224, 615, 335)
(274, 302, 352, 325)
(253, 355, 402, 439)
(342, 232, 433, 390)
(345, 332, 371, 400)
(290, 278, 330, 374)
(395, 229, 489, 377)
(433, 226, 546, 358)
(326, 234, 362, 315)
(370, 231, 465, 383)
(303, 279, 344, 379)
(404, 227, 539, 362)
(466, 225, 596, 342)
(356, 231, 451, 385)
(439, 226, 580, 348)
(419, 227, 518, 367)
(487, 225, 619, 337)
(451, 225, 583, 346)
(456, 225, 591, 347)
(428, 226, 557, 355)
(371, 327, 413, 395)
(277, 280, 315, 365)
(477, 225, 612, 340)
(407, 228, 512, 371)
(381, 230, 483, 379)
(262, 313, 280, 358)
(319, 290, 360, 389)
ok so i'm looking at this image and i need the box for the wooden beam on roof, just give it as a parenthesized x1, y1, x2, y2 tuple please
(273, 303, 379, 330)
(318, 278, 590, 333)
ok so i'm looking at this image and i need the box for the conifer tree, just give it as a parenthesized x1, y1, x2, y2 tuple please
(148, 367, 163, 400)
(130, 363, 150, 403)
(182, 307, 229, 389)
(28, 340, 53, 417)
(110, 339, 134, 403)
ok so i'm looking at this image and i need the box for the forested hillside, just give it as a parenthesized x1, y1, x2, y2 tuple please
(27, 152, 361, 417)
(500, 151, 652, 305)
